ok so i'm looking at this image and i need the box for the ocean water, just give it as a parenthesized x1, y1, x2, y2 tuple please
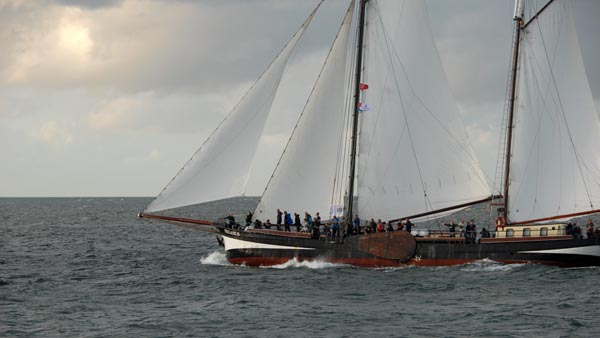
(1, 197, 599, 338)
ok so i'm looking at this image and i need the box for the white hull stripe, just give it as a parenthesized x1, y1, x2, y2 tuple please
(519, 245, 600, 257)
(223, 235, 316, 252)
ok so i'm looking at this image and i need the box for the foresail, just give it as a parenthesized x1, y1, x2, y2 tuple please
(254, 2, 355, 222)
(145, 4, 319, 213)
(509, 0, 600, 223)
(357, 0, 491, 221)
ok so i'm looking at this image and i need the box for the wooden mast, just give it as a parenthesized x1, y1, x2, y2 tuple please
(344, 0, 367, 242)
(503, 0, 524, 224)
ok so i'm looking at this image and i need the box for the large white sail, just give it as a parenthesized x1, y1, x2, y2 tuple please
(508, 0, 600, 222)
(357, 0, 491, 221)
(145, 6, 319, 213)
(254, 3, 355, 221)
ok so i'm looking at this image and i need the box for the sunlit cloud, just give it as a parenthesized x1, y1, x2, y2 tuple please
(87, 92, 148, 130)
(58, 15, 93, 62)
(28, 120, 73, 147)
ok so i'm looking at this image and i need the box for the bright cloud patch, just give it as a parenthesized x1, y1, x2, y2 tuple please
(87, 93, 147, 130)
(29, 120, 73, 147)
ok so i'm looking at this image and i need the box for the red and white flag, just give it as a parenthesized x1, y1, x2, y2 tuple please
(359, 83, 369, 91)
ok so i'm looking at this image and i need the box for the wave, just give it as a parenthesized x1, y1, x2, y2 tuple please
(263, 258, 349, 270)
(459, 259, 526, 272)
(200, 251, 232, 266)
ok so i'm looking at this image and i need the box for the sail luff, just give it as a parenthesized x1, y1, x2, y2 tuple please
(503, 1, 524, 223)
(144, 3, 321, 213)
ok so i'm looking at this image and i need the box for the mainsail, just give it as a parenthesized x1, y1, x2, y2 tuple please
(356, 0, 490, 221)
(256, 0, 491, 222)
(145, 4, 320, 213)
(507, 0, 600, 223)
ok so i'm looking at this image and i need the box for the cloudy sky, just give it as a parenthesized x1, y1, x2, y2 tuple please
(1, 0, 599, 197)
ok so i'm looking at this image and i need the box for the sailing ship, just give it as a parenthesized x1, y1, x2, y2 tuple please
(141, 0, 600, 267)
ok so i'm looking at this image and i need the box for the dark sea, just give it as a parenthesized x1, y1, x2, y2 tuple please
(2, 197, 599, 338)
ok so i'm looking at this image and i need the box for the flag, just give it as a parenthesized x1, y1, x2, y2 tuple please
(359, 83, 369, 91)
(358, 102, 371, 111)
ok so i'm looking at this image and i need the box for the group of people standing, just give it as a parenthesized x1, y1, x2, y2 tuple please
(445, 220, 481, 243)
(231, 209, 416, 240)
(362, 218, 414, 234)
(568, 219, 599, 240)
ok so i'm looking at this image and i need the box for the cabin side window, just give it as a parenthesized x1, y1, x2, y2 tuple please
(540, 228, 548, 236)
(523, 228, 531, 237)
(506, 229, 514, 238)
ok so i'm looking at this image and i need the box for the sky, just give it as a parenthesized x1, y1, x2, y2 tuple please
(1, 0, 599, 197)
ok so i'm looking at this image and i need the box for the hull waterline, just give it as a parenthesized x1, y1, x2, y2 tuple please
(218, 228, 600, 268)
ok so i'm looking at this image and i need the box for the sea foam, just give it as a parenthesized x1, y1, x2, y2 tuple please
(264, 258, 348, 269)
(200, 251, 232, 266)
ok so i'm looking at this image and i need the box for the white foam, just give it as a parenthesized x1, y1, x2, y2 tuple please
(200, 251, 232, 266)
(263, 258, 348, 269)
(460, 259, 525, 272)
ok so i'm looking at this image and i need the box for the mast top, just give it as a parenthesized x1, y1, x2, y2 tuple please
(513, 0, 524, 20)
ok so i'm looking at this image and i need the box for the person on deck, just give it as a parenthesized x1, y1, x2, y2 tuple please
(377, 219, 383, 233)
(447, 222, 456, 237)
(284, 211, 293, 231)
(314, 212, 321, 233)
(573, 223, 581, 240)
(370, 218, 377, 233)
(481, 227, 490, 238)
(265, 219, 272, 229)
(245, 211, 253, 227)
(386, 222, 394, 232)
(353, 215, 361, 234)
(566, 223, 573, 236)
(396, 221, 404, 231)
(331, 215, 340, 239)
(470, 220, 477, 243)
(586, 219, 595, 239)
(312, 219, 321, 239)
(405, 218, 413, 234)
(294, 213, 301, 232)
(465, 222, 472, 243)
(304, 212, 313, 231)
(276, 209, 283, 231)
(225, 213, 236, 229)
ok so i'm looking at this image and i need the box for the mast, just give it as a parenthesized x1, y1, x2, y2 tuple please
(502, 0, 524, 224)
(344, 0, 367, 240)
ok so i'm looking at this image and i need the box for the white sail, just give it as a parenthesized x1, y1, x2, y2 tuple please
(145, 6, 319, 213)
(356, 0, 491, 221)
(254, 3, 355, 221)
(508, 0, 600, 222)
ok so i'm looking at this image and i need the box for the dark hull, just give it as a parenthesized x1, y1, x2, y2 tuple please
(218, 228, 600, 268)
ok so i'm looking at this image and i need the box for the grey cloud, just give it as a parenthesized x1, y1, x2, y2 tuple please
(51, 0, 124, 10)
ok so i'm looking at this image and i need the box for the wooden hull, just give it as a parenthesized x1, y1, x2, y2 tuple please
(218, 228, 600, 268)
